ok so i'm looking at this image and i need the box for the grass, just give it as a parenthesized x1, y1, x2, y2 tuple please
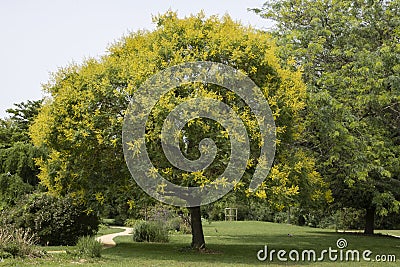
(1, 221, 398, 266)
(376, 230, 400, 237)
(38, 225, 123, 253)
(95, 225, 126, 238)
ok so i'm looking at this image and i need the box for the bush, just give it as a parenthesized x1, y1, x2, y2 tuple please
(75, 236, 102, 258)
(140, 205, 177, 222)
(178, 221, 192, 234)
(166, 217, 181, 232)
(334, 208, 365, 230)
(132, 220, 169, 243)
(124, 218, 138, 228)
(112, 215, 128, 226)
(165, 217, 192, 234)
(0, 173, 33, 211)
(1, 193, 100, 246)
(0, 226, 42, 258)
(376, 212, 400, 230)
(273, 211, 290, 224)
(0, 251, 13, 259)
(127, 215, 191, 235)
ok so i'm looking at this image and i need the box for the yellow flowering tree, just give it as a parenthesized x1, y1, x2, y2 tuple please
(30, 12, 329, 249)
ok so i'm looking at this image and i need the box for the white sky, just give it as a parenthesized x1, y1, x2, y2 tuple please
(0, 0, 272, 118)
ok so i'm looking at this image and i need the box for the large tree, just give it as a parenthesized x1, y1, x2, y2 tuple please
(0, 100, 42, 148)
(255, 0, 400, 234)
(0, 100, 43, 209)
(31, 12, 328, 248)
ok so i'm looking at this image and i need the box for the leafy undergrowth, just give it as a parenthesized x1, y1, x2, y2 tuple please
(1, 222, 398, 266)
(0, 227, 44, 259)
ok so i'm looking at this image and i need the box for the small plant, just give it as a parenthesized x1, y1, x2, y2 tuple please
(75, 236, 102, 258)
(179, 221, 192, 234)
(165, 217, 192, 234)
(0, 227, 41, 258)
(166, 217, 181, 232)
(124, 218, 138, 228)
(132, 220, 169, 243)
(0, 250, 13, 259)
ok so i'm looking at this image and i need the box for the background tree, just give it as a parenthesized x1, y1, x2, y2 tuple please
(30, 12, 329, 249)
(0, 173, 33, 210)
(0, 100, 43, 148)
(255, 0, 400, 234)
(0, 100, 44, 210)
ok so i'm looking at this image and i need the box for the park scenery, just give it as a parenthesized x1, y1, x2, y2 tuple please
(1, 1, 399, 266)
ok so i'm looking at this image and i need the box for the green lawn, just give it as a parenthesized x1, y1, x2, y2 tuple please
(376, 230, 400, 237)
(36, 225, 124, 253)
(1, 221, 398, 266)
(95, 225, 126, 238)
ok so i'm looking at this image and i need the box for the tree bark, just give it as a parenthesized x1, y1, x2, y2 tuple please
(364, 206, 375, 235)
(189, 206, 205, 249)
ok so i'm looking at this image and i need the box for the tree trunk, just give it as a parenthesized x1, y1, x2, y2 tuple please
(364, 206, 375, 235)
(189, 206, 205, 249)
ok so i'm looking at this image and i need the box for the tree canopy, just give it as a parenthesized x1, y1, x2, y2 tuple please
(30, 12, 330, 247)
(0, 100, 43, 210)
(255, 0, 400, 233)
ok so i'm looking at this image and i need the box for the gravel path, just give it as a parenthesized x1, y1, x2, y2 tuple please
(96, 226, 133, 248)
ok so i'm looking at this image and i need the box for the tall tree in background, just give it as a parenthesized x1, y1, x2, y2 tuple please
(0, 100, 43, 209)
(255, 0, 400, 234)
(30, 12, 329, 248)
(0, 100, 42, 148)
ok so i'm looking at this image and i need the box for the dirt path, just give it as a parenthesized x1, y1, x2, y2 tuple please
(96, 226, 133, 248)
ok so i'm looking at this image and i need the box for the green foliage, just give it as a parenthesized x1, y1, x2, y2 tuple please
(245, 204, 275, 222)
(140, 204, 177, 222)
(1, 193, 100, 246)
(30, 11, 328, 211)
(334, 208, 366, 231)
(203, 192, 299, 222)
(315, 209, 400, 230)
(0, 226, 42, 258)
(0, 100, 42, 148)
(98, 187, 144, 225)
(124, 218, 139, 228)
(165, 217, 192, 234)
(131, 220, 169, 243)
(0, 174, 33, 210)
(0, 143, 43, 187)
(375, 212, 400, 230)
(75, 236, 102, 258)
(177, 220, 192, 234)
(0, 119, 13, 150)
(166, 217, 184, 232)
(257, 0, 400, 232)
(29, 11, 332, 248)
(0, 100, 45, 216)
(0, 250, 13, 259)
(126, 205, 191, 234)
(0, 101, 44, 211)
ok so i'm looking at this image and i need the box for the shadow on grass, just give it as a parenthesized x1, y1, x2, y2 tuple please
(102, 230, 399, 266)
(103, 241, 303, 266)
(308, 230, 400, 239)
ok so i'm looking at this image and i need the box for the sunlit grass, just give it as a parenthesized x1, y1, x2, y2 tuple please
(95, 225, 126, 238)
(1, 221, 398, 266)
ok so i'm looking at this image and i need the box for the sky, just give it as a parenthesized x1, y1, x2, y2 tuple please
(0, 0, 272, 118)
